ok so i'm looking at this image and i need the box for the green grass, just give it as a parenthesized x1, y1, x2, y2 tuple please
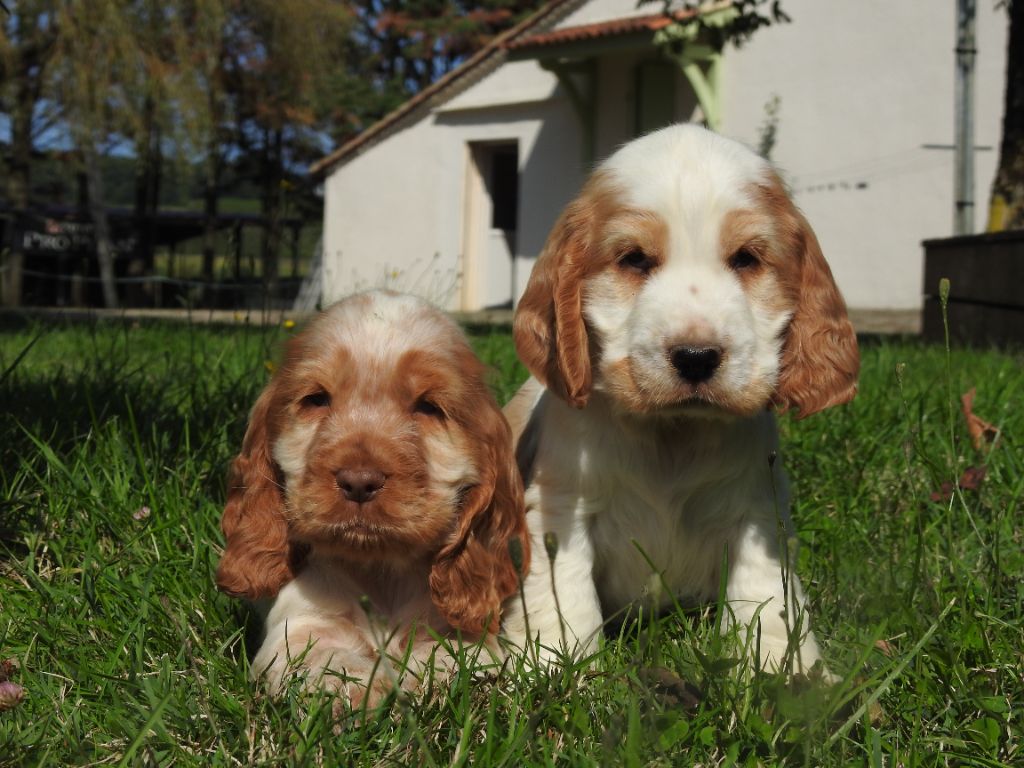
(0, 312, 1021, 766)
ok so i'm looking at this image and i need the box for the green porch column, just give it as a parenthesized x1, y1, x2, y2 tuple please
(654, 9, 734, 132)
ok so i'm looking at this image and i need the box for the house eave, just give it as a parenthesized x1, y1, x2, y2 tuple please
(507, 29, 658, 62)
(309, 0, 587, 179)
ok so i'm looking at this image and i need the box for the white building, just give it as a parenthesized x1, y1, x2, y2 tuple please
(314, 0, 1008, 330)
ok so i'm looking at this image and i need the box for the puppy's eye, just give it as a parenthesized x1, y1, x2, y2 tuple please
(729, 248, 760, 271)
(300, 391, 330, 409)
(413, 397, 445, 419)
(618, 249, 655, 274)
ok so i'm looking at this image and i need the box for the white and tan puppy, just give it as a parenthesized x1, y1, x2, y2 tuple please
(502, 125, 858, 676)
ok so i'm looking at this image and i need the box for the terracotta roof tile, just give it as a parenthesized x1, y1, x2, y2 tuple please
(505, 9, 698, 51)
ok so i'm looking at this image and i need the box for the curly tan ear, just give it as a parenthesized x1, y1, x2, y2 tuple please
(215, 382, 303, 599)
(514, 177, 617, 408)
(773, 194, 860, 418)
(429, 390, 529, 636)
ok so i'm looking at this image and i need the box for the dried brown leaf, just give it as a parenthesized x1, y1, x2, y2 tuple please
(930, 465, 987, 502)
(961, 388, 998, 451)
(637, 666, 703, 711)
(874, 639, 896, 657)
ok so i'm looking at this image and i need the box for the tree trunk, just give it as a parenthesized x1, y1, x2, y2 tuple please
(260, 127, 283, 299)
(989, 0, 1024, 230)
(3, 8, 60, 306)
(201, 83, 223, 282)
(2, 77, 32, 307)
(84, 147, 120, 309)
(150, 122, 162, 262)
(131, 93, 159, 305)
(201, 150, 220, 282)
(2, 23, 45, 307)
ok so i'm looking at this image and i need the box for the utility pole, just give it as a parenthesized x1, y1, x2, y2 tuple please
(954, 0, 976, 235)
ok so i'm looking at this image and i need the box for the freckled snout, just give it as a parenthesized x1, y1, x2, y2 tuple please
(668, 344, 723, 384)
(335, 468, 386, 503)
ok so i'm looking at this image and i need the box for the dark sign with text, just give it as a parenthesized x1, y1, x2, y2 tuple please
(15, 213, 137, 258)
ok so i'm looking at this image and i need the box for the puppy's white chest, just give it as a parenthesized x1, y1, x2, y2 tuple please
(538, 404, 784, 616)
(585, 462, 736, 614)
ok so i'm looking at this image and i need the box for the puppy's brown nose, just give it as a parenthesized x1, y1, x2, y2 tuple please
(336, 468, 386, 503)
(669, 345, 722, 384)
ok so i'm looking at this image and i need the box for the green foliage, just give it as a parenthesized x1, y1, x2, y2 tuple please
(0, 316, 1021, 765)
(642, 0, 791, 49)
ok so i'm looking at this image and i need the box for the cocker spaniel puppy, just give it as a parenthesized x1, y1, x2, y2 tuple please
(502, 125, 858, 677)
(216, 291, 528, 707)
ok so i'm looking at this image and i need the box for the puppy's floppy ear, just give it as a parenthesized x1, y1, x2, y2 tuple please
(774, 198, 859, 418)
(514, 178, 610, 408)
(216, 380, 304, 599)
(430, 387, 529, 636)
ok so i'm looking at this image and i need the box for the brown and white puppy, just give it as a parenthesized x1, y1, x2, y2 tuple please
(216, 290, 528, 706)
(502, 125, 858, 677)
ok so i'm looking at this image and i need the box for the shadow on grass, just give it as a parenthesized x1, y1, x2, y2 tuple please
(0, 319, 282, 551)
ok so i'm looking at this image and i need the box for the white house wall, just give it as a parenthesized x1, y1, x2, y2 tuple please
(719, 0, 1008, 314)
(444, 58, 559, 111)
(322, 119, 456, 307)
(322, 62, 584, 310)
(436, 100, 584, 308)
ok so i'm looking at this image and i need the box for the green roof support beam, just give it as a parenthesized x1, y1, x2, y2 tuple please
(678, 54, 721, 131)
(654, 6, 737, 132)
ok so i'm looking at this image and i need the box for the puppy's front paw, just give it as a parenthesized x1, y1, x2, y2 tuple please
(754, 630, 837, 684)
(326, 669, 395, 721)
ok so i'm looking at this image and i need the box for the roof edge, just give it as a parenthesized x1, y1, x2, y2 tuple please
(309, 0, 585, 177)
(505, 7, 699, 51)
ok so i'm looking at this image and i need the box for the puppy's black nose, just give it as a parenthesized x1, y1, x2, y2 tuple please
(336, 468, 385, 503)
(669, 345, 722, 384)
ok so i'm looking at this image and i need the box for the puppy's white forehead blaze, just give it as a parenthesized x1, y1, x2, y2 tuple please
(293, 292, 466, 418)
(316, 291, 462, 371)
(603, 125, 769, 245)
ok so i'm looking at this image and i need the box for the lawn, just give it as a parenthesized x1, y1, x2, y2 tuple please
(0, 311, 1021, 766)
